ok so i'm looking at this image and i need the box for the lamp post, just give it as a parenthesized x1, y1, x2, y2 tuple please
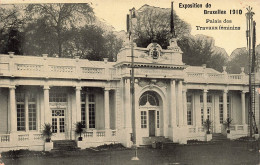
(128, 7, 139, 161)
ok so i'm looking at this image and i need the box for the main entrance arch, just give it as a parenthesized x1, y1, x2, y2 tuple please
(139, 91, 162, 137)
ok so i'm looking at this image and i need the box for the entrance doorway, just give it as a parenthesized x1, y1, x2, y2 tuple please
(149, 110, 155, 137)
(51, 109, 66, 139)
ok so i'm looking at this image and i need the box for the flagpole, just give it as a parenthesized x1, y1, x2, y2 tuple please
(129, 7, 139, 161)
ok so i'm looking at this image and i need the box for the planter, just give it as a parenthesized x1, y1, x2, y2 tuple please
(152, 142, 156, 149)
(78, 137, 83, 141)
(77, 141, 85, 149)
(206, 134, 212, 141)
(254, 134, 259, 140)
(44, 141, 53, 151)
(227, 133, 232, 139)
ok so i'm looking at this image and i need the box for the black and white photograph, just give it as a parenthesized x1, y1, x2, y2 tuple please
(0, 0, 260, 164)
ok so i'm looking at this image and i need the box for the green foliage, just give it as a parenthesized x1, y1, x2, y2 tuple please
(75, 122, 84, 138)
(133, 5, 191, 49)
(203, 119, 212, 134)
(42, 123, 53, 142)
(25, 3, 94, 57)
(223, 118, 232, 130)
(178, 35, 228, 72)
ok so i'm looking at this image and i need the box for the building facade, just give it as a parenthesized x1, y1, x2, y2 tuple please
(0, 38, 259, 152)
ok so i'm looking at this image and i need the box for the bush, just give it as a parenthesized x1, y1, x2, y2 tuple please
(96, 143, 126, 150)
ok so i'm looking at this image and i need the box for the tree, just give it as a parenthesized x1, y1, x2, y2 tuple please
(0, 5, 26, 54)
(227, 48, 248, 74)
(104, 33, 123, 61)
(26, 3, 94, 57)
(133, 5, 191, 49)
(178, 35, 228, 72)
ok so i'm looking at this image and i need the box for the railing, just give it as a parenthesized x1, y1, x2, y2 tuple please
(83, 131, 94, 138)
(188, 127, 205, 134)
(0, 134, 10, 142)
(112, 130, 116, 136)
(33, 134, 43, 140)
(186, 72, 248, 85)
(96, 131, 106, 137)
(18, 134, 29, 141)
(0, 54, 115, 80)
(82, 130, 116, 139)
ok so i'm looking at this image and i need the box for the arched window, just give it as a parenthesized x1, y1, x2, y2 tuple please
(139, 91, 159, 106)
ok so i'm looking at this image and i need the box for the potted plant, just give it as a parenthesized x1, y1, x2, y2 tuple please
(203, 119, 212, 141)
(223, 118, 232, 134)
(254, 128, 259, 140)
(223, 118, 232, 139)
(42, 123, 53, 151)
(75, 122, 85, 149)
(75, 122, 84, 141)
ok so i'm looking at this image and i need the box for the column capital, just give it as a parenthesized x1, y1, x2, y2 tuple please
(223, 89, 228, 93)
(203, 89, 208, 93)
(182, 88, 187, 92)
(241, 90, 247, 94)
(75, 86, 82, 91)
(104, 87, 112, 91)
(43, 85, 50, 90)
(9, 86, 16, 89)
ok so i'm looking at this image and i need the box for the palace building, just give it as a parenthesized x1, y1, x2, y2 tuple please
(0, 37, 259, 152)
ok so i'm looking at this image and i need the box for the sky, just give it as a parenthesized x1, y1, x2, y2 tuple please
(2, 0, 260, 56)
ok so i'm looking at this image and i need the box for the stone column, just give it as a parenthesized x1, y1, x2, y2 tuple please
(43, 86, 50, 124)
(241, 91, 246, 125)
(203, 89, 208, 121)
(170, 80, 176, 127)
(183, 88, 187, 126)
(9, 86, 16, 133)
(75, 86, 81, 122)
(178, 81, 183, 126)
(223, 89, 228, 121)
(104, 88, 110, 129)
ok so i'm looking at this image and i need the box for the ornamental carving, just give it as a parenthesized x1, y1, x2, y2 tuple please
(138, 79, 166, 88)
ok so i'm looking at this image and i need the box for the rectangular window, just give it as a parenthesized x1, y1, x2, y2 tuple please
(16, 92, 38, 131)
(200, 95, 203, 103)
(52, 118, 57, 133)
(227, 95, 231, 118)
(16, 93, 25, 131)
(89, 94, 95, 128)
(207, 108, 210, 120)
(28, 104, 37, 130)
(201, 108, 204, 126)
(187, 95, 192, 125)
(141, 111, 147, 128)
(81, 91, 86, 128)
(219, 96, 223, 124)
(49, 92, 67, 102)
(28, 93, 37, 130)
(156, 111, 159, 128)
(207, 95, 212, 103)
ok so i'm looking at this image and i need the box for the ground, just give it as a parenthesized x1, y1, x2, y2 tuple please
(1, 141, 260, 165)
